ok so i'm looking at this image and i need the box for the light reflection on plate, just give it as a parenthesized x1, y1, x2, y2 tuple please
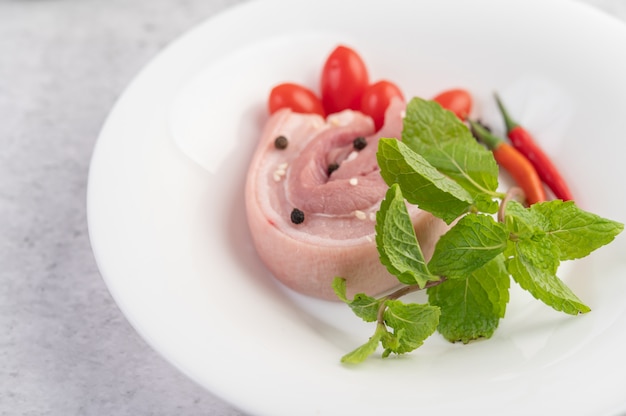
(88, 1, 626, 415)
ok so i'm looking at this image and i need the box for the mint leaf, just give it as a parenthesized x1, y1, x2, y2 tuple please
(401, 97, 500, 207)
(332, 276, 349, 301)
(346, 294, 381, 323)
(333, 89, 624, 364)
(380, 300, 440, 356)
(530, 200, 624, 260)
(341, 325, 385, 364)
(507, 236, 590, 315)
(428, 255, 510, 343)
(505, 200, 542, 237)
(506, 200, 623, 261)
(332, 277, 381, 322)
(375, 184, 438, 286)
(428, 213, 508, 279)
(474, 193, 500, 215)
(377, 138, 473, 224)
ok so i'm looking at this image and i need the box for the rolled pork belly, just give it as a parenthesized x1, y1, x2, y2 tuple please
(245, 98, 448, 300)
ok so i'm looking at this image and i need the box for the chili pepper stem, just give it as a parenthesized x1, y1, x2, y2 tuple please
(494, 93, 519, 133)
(469, 119, 547, 205)
(468, 120, 501, 150)
(494, 92, 574, 202)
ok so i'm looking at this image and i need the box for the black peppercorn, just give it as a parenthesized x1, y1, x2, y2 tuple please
(290, 208, 305, 224)
(274, 135, 288, 149)
(353, 136, 367, 150)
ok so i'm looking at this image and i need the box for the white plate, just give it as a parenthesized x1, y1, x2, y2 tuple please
(87, 0, 626, 415)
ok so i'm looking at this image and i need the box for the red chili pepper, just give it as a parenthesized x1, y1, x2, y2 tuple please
(494, 94, 574, 201)
(470, 121, 546, 205)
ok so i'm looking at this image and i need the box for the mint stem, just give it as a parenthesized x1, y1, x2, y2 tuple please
(498, 186, 526, 222)
(376, 279, 446, 325)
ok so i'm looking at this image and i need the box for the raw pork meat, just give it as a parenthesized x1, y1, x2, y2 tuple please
(245, 98, 448, 300)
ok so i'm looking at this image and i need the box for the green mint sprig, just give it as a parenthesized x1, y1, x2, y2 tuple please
(333, 97, 623, 363)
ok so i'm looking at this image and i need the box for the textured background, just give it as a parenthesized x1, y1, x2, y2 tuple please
(1, 0, 626, 415)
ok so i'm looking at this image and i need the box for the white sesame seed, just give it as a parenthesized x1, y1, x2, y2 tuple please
(354, 210, 367, 220)
(369, 212, 376, 221)
(349, 177, 358, 186)
(346, 151, 358, 162)
(329, 117, 341, 126)
(273, 162, 288, 181)
(327, 111, 353, 126)
(400, 110, 406, 118)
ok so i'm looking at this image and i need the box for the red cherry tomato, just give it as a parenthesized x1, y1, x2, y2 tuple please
(268, 83, 325, 117)
(320, 45, 369, 114)
(360, 80, 404, 131)
(432, 88, 473, 120)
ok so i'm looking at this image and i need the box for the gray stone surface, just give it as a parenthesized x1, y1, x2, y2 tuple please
(1, 0, 626, 415)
